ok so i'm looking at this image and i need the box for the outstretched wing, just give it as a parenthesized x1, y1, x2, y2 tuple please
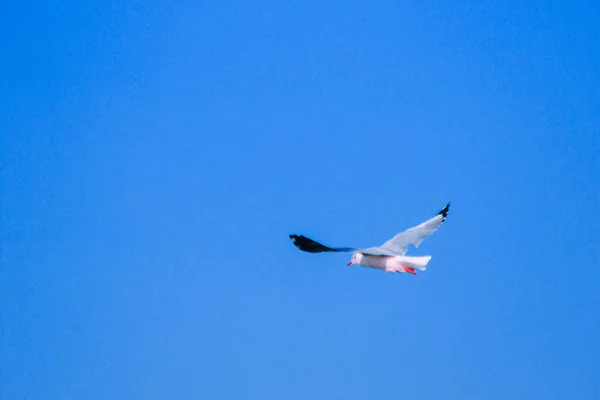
(289, 234, 356, 253)
(361, 203, 450, 256)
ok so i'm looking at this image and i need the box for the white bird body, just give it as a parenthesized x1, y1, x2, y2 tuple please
(290, 203, 450, 275)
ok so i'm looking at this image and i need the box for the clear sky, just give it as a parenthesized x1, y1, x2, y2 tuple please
(1, 1, 599, 399)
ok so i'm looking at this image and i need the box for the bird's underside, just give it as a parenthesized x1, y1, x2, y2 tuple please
(289, 203, 450, 258)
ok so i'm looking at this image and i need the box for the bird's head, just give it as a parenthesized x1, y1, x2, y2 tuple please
(347, 253, 361, 266)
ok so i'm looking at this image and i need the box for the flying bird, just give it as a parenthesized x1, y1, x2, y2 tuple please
(289, 203, 450, 274)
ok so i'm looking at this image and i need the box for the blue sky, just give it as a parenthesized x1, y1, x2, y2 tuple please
(1, 1, 599, 398)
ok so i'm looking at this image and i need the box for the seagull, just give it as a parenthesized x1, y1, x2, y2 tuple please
(289, 203, 450, 274)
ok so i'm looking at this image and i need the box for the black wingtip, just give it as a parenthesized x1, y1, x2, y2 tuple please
(289, 234, 340, 253)
(289, 234, 299, 245)
(438, 203, 450, 219)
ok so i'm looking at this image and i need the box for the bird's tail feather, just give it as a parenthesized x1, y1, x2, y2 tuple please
(395, 255, 431, 271)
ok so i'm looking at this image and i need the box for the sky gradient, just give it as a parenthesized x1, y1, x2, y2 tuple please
(2, 1, 599, 399)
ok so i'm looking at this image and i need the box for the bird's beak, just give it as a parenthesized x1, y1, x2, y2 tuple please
(347, 261, 352, 266)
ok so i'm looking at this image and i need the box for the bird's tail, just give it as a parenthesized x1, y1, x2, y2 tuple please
(394, 255, 431, 271)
